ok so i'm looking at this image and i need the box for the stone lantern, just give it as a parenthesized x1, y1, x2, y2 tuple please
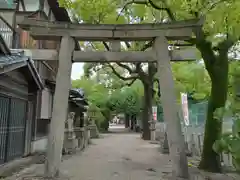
(87, 107, 99, 138)
(63, 112, 78, 154)
(83, 112, 90, 148)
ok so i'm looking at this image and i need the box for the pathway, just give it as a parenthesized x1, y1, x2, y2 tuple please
(7, 125, 172, 180)
(5, 125, 239, 180)
(61, 125, 172, 180)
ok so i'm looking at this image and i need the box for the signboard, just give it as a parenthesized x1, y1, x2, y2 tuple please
(180, 93, 189, 126)
(152, 106, 157, 121)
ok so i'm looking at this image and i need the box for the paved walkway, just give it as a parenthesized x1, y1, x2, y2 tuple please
(7, 125, 172, 180)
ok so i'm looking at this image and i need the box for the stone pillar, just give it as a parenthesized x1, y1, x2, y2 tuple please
(83, 112, 90, 148)
(149, 120, 156, 141)
(153, 36, 188, 178)
(45, 36, 75, 177)
(161, 132, 170, 154)
(88, 121, 99, 139)
(74, 116, 84, 150)
(63, 112, 78, 154)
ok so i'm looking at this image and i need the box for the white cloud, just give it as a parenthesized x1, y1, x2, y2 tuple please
(71, 63, 84, 80)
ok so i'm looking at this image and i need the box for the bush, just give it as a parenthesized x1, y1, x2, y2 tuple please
(213, 118, 240, 171)
(87, 104, 110, 132)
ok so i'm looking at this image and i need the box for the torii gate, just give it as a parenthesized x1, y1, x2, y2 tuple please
(17, 18, 203, 178)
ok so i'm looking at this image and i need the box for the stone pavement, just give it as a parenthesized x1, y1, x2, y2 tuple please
(4, 125, 239, 180)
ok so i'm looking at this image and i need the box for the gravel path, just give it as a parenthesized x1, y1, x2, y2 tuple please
(6, 126, 172, 180)
(5, 126, 239, 180)
(60, 126, 171, 180)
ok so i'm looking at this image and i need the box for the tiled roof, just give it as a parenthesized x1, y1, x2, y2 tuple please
(71, 88, 85, 98)
(0, 55, 28, 68)
(0, 53, 44, 90)
(69, 89, 88, 106)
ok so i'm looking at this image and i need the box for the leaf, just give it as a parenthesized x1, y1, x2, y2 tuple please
(131, 4, 147, 18)
(213, 139, 229, 153)
(228, 138, 240, 154)
(232, 119, 240, 137)
(232, 157, 240, 172)
(213, 107, 225, 120)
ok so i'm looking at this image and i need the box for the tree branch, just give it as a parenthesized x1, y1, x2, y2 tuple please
(102, 41, 110, 50)
(102, 41, 135, 73)
(207, 0, 228, 12)
(148, 0, 175, 21)
(117, 0, 175, 21)
(216, 36, 237, 55)
(117, 63, 135, 73)
(106, 63, 138, 81)
(125, 42, 131, 48)
(126, 78, 137, 86)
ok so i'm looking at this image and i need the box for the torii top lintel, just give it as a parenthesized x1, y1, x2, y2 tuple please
(17, 18, 203, 41)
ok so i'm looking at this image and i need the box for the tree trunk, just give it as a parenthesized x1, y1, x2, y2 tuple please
(199, 98, 222, 172)
(101, 109, 110, 131)
(198, 41, 229, 172)
(125, 114, 130, 128)
(142, 84, 152, 140)
(131, 115, 136, 130)
(199, 75, 227, 172)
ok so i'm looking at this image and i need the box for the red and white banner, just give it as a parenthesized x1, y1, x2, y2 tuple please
(181, 93, 189, 126)
(152, 106, 157, 121)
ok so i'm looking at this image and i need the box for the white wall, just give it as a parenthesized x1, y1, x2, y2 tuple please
(40, 88, 53, 119)
(0, 12, 14, 48)
(31, 138, 48, 153)
(23, 0, 39, 11)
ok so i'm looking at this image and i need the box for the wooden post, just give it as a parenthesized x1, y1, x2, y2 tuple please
(45, 36, 75, 177)
(154, 36, 189, 179)
(110, 40, 121, 51)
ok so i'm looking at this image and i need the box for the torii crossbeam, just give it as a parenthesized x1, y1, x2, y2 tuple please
(17, 18, 203, 41)
(20, 49, 196, 62)
(16, 18, 203, 178)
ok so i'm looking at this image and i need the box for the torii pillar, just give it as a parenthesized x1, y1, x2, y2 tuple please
(45, 35, 75, 177)
(154, 36, 189, 179)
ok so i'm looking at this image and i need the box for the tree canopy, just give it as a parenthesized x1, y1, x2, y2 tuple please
(72, 75, 144, 129)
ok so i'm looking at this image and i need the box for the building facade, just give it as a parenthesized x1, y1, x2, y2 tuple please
(0, 0, 76, 161)
(0, 34, 44, 164)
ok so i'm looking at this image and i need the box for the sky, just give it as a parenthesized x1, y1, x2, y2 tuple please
(71, 63, 84, 80)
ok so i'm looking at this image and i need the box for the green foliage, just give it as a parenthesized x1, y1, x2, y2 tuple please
(213, 62, 240, 171)
(109, 86, 142, 116)
(172, 62, 211, 101)
(87, 103, 105, 129)
(72, 77, 110, 130)
(227, 62, 240, 115)
(59, 0, 125, 24)
(107, 79, 143, 116)
(72, 75, 142, 130)
(213, 119, 240, 171)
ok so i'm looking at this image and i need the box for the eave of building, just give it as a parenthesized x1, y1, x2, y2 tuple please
(0, 34, 44, 90)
